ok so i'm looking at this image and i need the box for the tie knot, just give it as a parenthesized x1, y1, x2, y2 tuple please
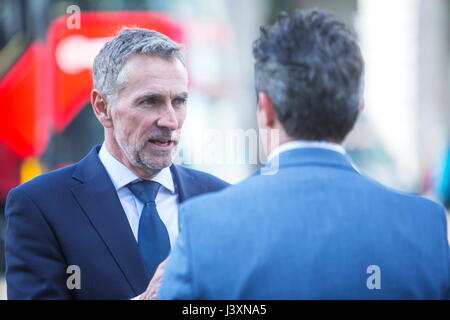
(127, 180, 161, 205)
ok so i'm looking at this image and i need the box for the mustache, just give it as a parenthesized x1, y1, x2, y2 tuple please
(146, 128, 179, 141)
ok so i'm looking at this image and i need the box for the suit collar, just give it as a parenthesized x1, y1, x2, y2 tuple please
(262, 147, 359, 175)
(170, 165, 211, 203)
(73, 145, 209, 202)
(72, 145, 104, 183)
(268, 140, 346, 162)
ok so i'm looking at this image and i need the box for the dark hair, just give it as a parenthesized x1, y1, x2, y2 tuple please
(253, 9, 364, 143)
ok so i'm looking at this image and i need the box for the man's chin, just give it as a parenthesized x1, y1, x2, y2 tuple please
(141, 157, 173, 170)
(137, 148, 176, 170)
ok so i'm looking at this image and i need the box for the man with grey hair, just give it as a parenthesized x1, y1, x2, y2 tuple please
(5, 28, 228, 299)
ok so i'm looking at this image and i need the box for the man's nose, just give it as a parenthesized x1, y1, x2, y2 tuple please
(157, 105, 179, 130)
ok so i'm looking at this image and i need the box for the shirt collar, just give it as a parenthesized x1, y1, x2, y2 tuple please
(268, 140, 346, 162)
(98, 143, 175, 193)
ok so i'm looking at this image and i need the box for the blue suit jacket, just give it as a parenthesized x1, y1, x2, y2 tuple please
(5, 145, 228, 299)
(159, 148, 450, 299)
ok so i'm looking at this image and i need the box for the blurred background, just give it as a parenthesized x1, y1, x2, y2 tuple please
(1, 0, 449, 299)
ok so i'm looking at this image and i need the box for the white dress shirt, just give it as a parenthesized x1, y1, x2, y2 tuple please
(268, 140, 346, 161)
(98, 144, 179, 247)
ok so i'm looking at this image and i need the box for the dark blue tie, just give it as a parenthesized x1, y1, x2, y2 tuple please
(127, 180, 170, 278)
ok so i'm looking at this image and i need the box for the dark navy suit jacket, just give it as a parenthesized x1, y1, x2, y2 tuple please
(159, 148, 450, 299)
(5, 145, 228, 299)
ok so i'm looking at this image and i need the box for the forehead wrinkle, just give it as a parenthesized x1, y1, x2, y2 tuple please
(117, 56, 188, 101)
(125, 55, 187, 80)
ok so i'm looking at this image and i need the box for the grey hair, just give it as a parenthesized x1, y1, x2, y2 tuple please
(253, 9, 364, 143)
(93, 28, 184, 102)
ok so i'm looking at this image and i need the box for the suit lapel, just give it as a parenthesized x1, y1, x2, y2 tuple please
(170, 165, 213, 233)
(70, 146, 148, 295)
(170, 164, 208, 204)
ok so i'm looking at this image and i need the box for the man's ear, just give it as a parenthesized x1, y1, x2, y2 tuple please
(91, 89, 113, 128)
(258, 92, 276, 128)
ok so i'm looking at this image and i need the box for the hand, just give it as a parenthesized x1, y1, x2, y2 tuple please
(140, 259, 167, 300)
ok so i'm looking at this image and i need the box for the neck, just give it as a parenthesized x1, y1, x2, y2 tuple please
(263, 127, 295, 157)
(263, 126, 343, 159)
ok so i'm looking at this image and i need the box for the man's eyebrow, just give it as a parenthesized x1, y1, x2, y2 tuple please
(133, 92, 189, 104)
(175, 92, 189, 99)
(133, 93, 164, 104)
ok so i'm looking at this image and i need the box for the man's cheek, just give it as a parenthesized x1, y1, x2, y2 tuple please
(177, 110, 187, 127)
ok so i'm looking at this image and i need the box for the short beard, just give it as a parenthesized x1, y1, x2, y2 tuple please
(115, 128, 175, 173)
(135, 149, 172, 171)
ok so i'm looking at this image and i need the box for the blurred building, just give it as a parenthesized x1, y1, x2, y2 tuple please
(277, 0, 450, 202)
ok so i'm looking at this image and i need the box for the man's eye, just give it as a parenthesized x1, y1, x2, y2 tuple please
(142, 98, 157, 105)
(173, 98, 186, 105)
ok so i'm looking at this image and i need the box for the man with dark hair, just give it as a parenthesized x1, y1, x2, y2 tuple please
(5, 28, 228, 299)
(153, 10, 449, 299)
